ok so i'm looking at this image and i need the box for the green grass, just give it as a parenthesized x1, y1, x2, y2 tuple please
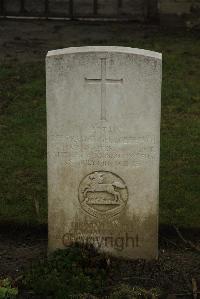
(0, 64, 47, 224)
(0, 32, 199, 227)
(23, 245, 108, 298)
(22, 243, 199, 298)
(23, 244, 163, 298)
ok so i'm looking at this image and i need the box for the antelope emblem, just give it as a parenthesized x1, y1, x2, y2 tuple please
(82, 172, 126, 203)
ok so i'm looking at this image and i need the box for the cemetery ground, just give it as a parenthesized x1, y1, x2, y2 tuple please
(0, 20, 199, 298)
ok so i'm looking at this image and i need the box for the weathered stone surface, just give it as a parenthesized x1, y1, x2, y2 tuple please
(2, 0, 200, 25)
(46, 46, 162, 259)
(1, 0, 150, 20)
(97, 0, 118, 16)
(25, 0, 45, 14)
(74, 0, 93, 16)
(119, 0, 146, 19)
(159, 0, 191, 14)
(48, 0, 70, 17)
(4, 0, 21, 14)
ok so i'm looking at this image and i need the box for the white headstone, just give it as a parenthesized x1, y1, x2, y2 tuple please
(46, 46, 162, 259)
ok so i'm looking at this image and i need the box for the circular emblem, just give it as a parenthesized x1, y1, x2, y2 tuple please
(78, 171, 128, 218)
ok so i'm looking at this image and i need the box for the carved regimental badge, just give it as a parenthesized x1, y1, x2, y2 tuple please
(78, 171, 128, 218)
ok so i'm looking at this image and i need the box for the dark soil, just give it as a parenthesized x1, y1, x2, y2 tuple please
(0, 224, 47, 278)
(0, 19, 198, 63)
(0, 225, 199, 298)
(0, 19, 158, 63)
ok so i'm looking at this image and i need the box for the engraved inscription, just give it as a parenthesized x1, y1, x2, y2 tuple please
(85, 58, 123, 120)
(49, 132, 158, 168)
(78, 171, 128, 218)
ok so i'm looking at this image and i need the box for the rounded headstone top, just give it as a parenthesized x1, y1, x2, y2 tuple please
(47, 46, 162, 60)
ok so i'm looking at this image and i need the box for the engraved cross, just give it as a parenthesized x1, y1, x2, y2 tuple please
(85, 58, 123, 120)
